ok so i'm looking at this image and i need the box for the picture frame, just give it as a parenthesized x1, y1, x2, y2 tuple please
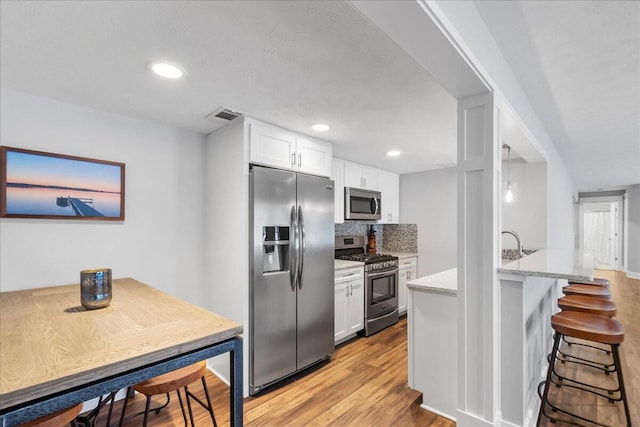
(1, 146, 125, 220)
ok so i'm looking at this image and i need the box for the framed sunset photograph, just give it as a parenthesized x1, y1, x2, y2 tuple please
(1, 147, 125, 220)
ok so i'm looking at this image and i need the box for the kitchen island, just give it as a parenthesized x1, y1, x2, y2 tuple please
(406, 268, 457, 421)
(497, 248, 594, 427)
(406, 249, 594, 427)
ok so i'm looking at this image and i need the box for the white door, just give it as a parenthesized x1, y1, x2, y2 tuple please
(610, 201, 621, 269)
(296, 136, 332, 177)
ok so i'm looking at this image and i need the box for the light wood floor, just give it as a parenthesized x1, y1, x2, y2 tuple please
(539, 270, 639, 426)
(94, 270, 638, 426)
(95, 316, 453, 426)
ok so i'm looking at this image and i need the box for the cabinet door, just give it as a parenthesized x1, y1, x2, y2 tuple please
(344, 161, 364, 188)
(334, 282, 349, 342)
(379, 170, 399, 224)
(398, 257, 417, 314)
(361, 166, 379, 191)
(347, 279, 364, 334)
(297, 136, 332, 177)
(331, 158, 345, 223)
(249, 122, 296, 170)
(398, 268, 408, 314)
(344, 161, 379, 190)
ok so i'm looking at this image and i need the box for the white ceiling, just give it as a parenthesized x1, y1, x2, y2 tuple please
(2, 1, 637, 188)
(0, 0, 458, 175)
(474, 0, 640, 191)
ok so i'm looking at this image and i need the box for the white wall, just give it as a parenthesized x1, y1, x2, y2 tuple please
(204, 119, 250, 394)
(0, 89, 207, 305)
(501, 159, 547, 250)
(627, 184, 640, 278)
(400, 167, 456, 275)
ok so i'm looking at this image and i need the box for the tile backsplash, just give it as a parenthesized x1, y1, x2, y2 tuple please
(382, 224, 418, 253)
(334, 222, 417, 253)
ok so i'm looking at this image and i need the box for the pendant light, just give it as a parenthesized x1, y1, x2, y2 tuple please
(503, 143, 514, 203)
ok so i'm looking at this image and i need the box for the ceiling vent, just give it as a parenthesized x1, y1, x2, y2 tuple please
(206, 106, 244, 122)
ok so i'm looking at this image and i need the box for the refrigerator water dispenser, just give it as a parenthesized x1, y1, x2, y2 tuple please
(262, 226, 289, 273)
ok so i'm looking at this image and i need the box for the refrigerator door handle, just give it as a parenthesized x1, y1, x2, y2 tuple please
(290, 205, 298, 291)
(297, 205, 305, 289)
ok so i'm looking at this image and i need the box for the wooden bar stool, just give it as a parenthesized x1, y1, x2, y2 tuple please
(538, 311, 631, 426)
(562, 284, 611, 299)
(18, 404, 82, 427)
(558, 295, 616, 317)
(568, 277, 610, 287)
(557, 295, 618, 373)
(118, 361, 217, 427)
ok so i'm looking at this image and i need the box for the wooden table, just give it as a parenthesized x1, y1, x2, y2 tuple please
(0, 278, 243, 427)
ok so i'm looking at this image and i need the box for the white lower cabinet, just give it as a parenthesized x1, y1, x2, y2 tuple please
(334, 266, 364, 343)
(398, 257, 418, 314)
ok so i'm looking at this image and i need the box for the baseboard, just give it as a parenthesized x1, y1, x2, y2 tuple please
(206, 363, 231, 387)
(627, 271, 640, 280)
(420, 403, 456, 422)
(456, 410, 494, 426)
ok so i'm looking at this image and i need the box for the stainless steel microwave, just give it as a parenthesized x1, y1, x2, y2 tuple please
(344, 187, 381, 220)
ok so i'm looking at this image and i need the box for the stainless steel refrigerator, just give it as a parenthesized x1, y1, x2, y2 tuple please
(249, 165, 335, 395)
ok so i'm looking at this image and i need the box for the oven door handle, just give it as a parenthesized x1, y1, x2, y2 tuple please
(366, 268, 398, 278)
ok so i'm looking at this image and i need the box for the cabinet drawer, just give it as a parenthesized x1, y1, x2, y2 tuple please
(335, 266, 363, 283)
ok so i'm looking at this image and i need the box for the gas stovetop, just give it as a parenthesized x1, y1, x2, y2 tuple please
(335, 235, 399, 271)
(337, 253, 397, 264)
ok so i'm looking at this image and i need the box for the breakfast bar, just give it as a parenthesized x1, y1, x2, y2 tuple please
(0, 278, 244, 427)
(497, 249, 594, 426)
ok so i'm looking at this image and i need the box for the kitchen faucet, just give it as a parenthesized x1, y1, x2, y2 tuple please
(501, 230, 523, 258)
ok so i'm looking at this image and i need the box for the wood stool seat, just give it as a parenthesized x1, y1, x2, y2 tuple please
(19, 403, 82, 427)
(538, 311, 631, 426)
(118, 361, 217, 427)
(551, 311, 624, 345)
(568, 277, 610, 287)
(557, 295, 617, 317)
(562, 284, 611, 299)
(134, 362, 208, 395)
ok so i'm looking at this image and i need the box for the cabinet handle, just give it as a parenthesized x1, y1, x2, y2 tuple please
(292, 152, 296, 167)
(298, 153, 302, 168)
(349, 284, 353, 296)
(364, 178, 367, 188)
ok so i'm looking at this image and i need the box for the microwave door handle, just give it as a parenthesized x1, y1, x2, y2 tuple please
(298, 206, 305, 289)
(289, 205, 298, 291)
(371, 196, 379, 215)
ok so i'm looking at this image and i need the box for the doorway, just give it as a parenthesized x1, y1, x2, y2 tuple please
(580, 196, 624, 270)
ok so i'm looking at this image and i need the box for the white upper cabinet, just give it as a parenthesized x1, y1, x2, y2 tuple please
(331, 158, 345, 223)
(344, 161, 379, 190)
(248, 120, 332, 177)
(379, 169, 399, 224)
(296, 136, 333, 177)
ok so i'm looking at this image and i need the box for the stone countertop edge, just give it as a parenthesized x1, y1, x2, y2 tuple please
(334, 259, 365, 270)
(383, 252, 418, 259)
(497, 248, 594, 281)
(407, 268, 457, 295)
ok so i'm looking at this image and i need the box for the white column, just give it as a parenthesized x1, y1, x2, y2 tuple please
(457, 93, 499, 425)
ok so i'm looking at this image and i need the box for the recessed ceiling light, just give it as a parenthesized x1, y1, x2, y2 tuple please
(311, 124, 330, 132)
(386, 150, 401, 157)
(150, 62, 184, 79)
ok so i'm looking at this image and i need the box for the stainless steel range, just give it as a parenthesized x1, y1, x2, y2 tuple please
(335, 236, 399, 336)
